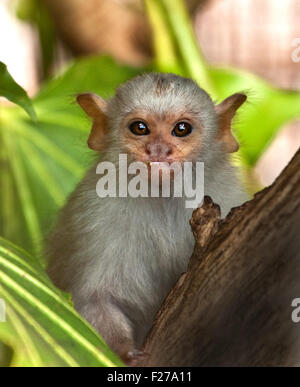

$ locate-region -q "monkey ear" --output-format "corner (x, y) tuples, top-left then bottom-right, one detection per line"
(77, 93), (108, 151)
(215, 93), (247, 153)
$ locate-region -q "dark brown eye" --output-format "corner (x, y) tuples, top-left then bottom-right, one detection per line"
(172, 122), (193, 137)
(129, 121), (150, 136)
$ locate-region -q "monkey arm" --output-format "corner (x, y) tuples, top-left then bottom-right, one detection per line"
(77, 294), (137, 363)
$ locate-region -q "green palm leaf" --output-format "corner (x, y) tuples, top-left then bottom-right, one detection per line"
(0, 61), (36, 121)
(0, 237), (123, 367)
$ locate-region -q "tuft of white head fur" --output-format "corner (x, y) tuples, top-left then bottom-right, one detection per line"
(46, 73), (249, 361)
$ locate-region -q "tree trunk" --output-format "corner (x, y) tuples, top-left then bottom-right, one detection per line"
(140, 148), (300, 367)
(43, 0), (207, 66)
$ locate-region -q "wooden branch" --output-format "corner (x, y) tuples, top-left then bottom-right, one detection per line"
(141, 148), (300, 367)
(44, 0), (207, 66)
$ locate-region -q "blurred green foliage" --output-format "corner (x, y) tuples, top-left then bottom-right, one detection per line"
(0, 62), (36, 121)
(0, 0), (299, 367)
(16, 0), (57, 79)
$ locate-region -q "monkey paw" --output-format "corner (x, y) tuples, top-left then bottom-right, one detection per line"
(124, 349), (149, 367)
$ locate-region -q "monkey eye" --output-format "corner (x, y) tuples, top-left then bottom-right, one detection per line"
(129, 121), (150, 136)
(172, 122), (193, 137)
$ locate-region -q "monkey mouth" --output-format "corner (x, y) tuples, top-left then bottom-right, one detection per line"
(145, 158), (183, 166)
(146, 160), (182, 171)
(144, 161), (183, 181)
(148, 161), (173, 166)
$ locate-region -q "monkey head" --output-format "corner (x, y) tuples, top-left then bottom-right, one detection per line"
(77, 73), (246, 166)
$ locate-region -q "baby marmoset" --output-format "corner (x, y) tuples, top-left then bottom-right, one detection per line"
(47, 73), (249, 362)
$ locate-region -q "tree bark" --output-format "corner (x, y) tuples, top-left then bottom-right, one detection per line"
(140, 148), (300, 367)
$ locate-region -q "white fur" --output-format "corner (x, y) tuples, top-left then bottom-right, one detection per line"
(46, 73), (249, 356)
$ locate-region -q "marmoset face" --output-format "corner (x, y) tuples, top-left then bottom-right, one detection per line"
(119, 108), (204, 165)
(77, 72), (246, 166)
(108, 73), (218, 166)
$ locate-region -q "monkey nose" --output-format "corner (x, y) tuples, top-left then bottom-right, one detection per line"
(145, 143), (173, 161)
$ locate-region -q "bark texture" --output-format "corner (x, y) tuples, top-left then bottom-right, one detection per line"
(141, 148), (300, 367)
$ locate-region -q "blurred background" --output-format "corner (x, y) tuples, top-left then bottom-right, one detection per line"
(1, 0), (299, 186)
(0, 0), (300, 256)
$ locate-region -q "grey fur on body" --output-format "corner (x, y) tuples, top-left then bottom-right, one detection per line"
(46, 73), (249, 358)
